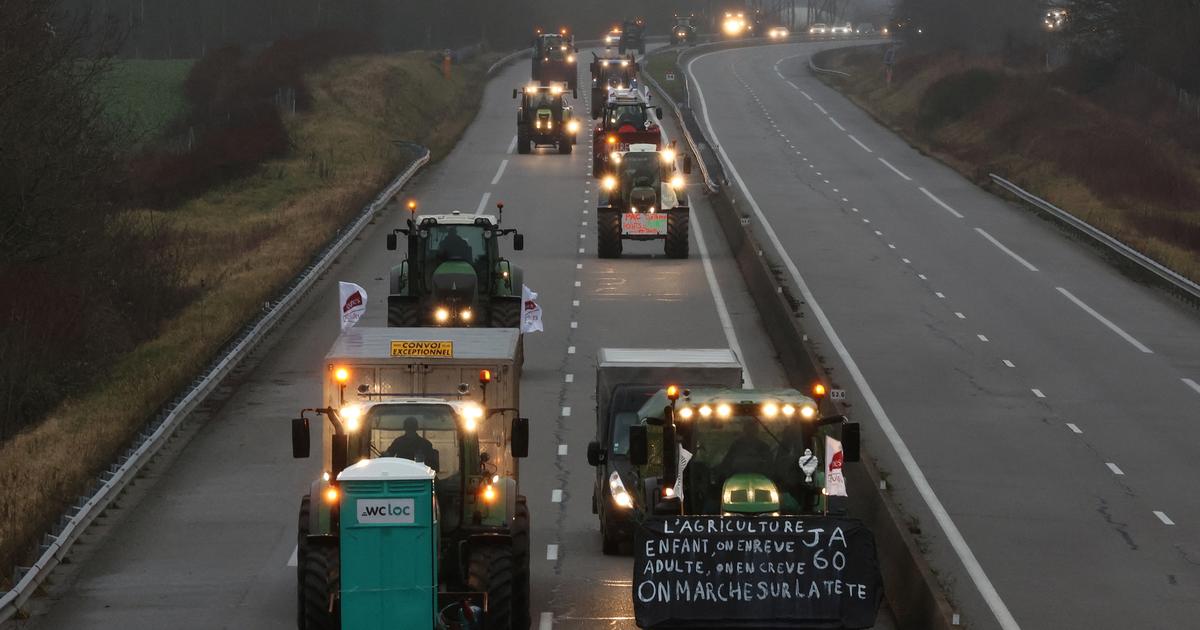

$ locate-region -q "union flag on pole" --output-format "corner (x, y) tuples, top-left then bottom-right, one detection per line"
(339, 282), (367, 332)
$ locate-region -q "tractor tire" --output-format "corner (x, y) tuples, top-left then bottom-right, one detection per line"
(558, 139), (572, 155)
(302, 542), (340, 630)
(618, 44), (626, 54)
(516, 132), (530, 155)
(638, 44), (646, 56)
(665, 210), (690, 259)
(602, 527), (622, 556)
(491, 299), (521, 328)
(467, 543), (514, 630)
(387, 300), (419, 327)
(592, 154), (602, 175)
(597, 211), (623, 258)
(297, 495), (311, 630)
(512, 498), (532, 630)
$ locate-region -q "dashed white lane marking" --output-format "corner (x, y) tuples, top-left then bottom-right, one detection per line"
(539, 612), (554, 630)
(1066, 423), (1083, 434)
(919, 187), (965, 219)
(1032, 389), (1046, 398)
(1056, 287), (1153, 354)
(955, 312), (966, 319)
(1184, 378), (1200, 395)
(558, 444), (568, 456)
(888, 244), (896, 249)
(576, 263), (583, 269)
(874, 230), (882, 236)
(829, 117), (846, 131)
(565, 373), (574, 383)
(689, 50), (1021, 630)
(570, 321), (578, 329)
(878, 157), (912, 181)
(901, 258), (911, 264)
(814, 103), (828, 114)
(975, 228), (1039, 272)
(475, 192), (492, 215)
(1106, 463), (1125, 476)
(919, 274), (928, 280)
(800, 90), (813, 101)
(491, 159), (509, 185)
(936, 292), (946, 299)
(546, 544), (559, 560)
(551, 489), (563, 502)
(574, 280), (581, 287)
(1003, 360), (1015, 368)
(561, 406), (571, 417)
(578, 247), (584, 254)
(507, 135), (518, 154)
(848, 134), (873, 153)
(572, 299), (580, 307)
(579, 233), (586, 239)
(567, 345), (576, 354)
(287, 546), (297, 567)
(978, 334), (990, 342)
(1154, 511), (1176, 525)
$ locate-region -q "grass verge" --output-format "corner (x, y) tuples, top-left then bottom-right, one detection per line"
(645, 49), (687, 104)
(0, 52), (490, 585)
(814, 46), (1200, 284)
(101, 59), (194, 147)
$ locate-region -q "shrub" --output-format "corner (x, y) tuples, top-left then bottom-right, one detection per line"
(917, 68), (1004, 132)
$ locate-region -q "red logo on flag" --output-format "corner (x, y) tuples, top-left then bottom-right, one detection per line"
(829, 450), (844, 472)
(342, 291), (363, 313)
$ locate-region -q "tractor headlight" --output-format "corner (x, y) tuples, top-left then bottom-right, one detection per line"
(621, 60), (629, 67)
(699, 405), (713, 418)
(434, 307), (450, 323)
(567, 120), (579, 133)
(567, 54), (575, 63)
(762, 402), (779, 418)
(678, 406), (694, 420)
(607, 134), (617, 145)
(460, 308), (473, 322)
(782, 404), (796, 417)
(661, 148), (676, 163)
(671, 174), (685, 189)
(481, 483), (498, 504)
(716, 403), (732, 418)
(800, 405), (816, 419)
(340, 405), (362, 432)
(602, 175), (617, 191)
(609, 471), (633, 509)
(609, 151), (621, 164)
(550, 84), (562, 95)
(461, 403), (483, 431)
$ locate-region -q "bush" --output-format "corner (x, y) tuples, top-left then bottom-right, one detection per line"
(917, 68), (1004, 132)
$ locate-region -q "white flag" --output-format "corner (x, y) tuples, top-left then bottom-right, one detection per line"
(339, 282), (367, 332)
(824, 435), (847, 497)
(521, 285), (543, 333)
(673, 446), (693, 502)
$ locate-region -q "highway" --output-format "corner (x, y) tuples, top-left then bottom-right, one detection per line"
(686, 41), (1200, 629)
(10, 47), (801, 629)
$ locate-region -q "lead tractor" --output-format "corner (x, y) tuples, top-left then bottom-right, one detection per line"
(596, 143), (691, 259)
(513, 82), (579, 155)
(618, 18), (646, 55)
(588, 53), (639, 119)
(531, 29), (578, 92)
(386, 206), (524, 328)
(592, 88), (662, 177)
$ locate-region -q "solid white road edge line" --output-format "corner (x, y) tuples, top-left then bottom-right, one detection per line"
(546, 544), (559, 560)
(919, 187), (965, 219)
(878, 157), (913, 181)
(974, 228), (1039, 272)
(688, 49), (1022, 630)
(287, 545), (297, 567)
(1184, 378), (1200, 395)
(1056, 287), (1153, 354)
(475, 192), (492, 215)
(491, 159), (509, 185)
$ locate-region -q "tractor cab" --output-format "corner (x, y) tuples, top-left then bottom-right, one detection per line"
(596, 143), (692, 258)
(514, 82), (579, 154)
(593, 89), (662, 176)
(387, 209), (525, 327)
(589, 54), (639, 118)
(671, 14), (697, 45)
(627, 386), (861, 516)
(532, 29), (578, 91)
(619, 18), (646, 54)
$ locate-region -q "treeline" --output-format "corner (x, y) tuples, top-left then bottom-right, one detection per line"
(69, 0), (707, 58)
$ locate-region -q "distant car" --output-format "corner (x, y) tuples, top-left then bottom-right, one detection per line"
(855, 23), (877, 36)
(831, 24), (853, 36)
(767, 26), (790, 39)
(605, 28), (621, 46)
(808, 23), (829, 35)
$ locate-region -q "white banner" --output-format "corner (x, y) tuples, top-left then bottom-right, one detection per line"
(339, 282), (367, 332)
(673, 446), (693, 502)
(521, 285), (543, 333)
(824, 435), (847, 497)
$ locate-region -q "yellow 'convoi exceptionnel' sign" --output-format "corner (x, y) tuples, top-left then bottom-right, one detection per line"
(390, 340), (454, 358)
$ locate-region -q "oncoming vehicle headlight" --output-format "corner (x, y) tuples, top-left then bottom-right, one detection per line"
(670, 174), (685, 190)
(602, 175), (617, 191)
(434, 307), (450, 323)
(609, 471), (633, 509)
(340, 405), (362, 432)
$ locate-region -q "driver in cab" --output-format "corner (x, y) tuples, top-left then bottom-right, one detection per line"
(437, 226), (473, 262)
(384, 417), (440, 471)
(719, 418), (773, 476)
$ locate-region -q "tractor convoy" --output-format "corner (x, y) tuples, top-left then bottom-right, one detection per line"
(288, 21), (881, 630)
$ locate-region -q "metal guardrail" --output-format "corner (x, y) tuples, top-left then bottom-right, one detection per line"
(486, 48), (532, 76)
(0, 148), (431, 623)
(642, 71), (719, 195)
(991, 174), (1200, 301)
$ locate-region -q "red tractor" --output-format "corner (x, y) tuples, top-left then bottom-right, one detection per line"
(592, 89), (663, 177)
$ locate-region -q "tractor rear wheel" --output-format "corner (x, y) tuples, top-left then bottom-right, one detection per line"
(491, 299), (521, 328)
(387, 300), (419, 327)
(467, 543), (514, 630)
(302, 542), (340, 630)
(517, 132), (530, 155)
(597, 211), (622, 258)
(297, 495), (311, 630)
(665, 210), (690, 259)
(558, 139), (572, 155)
(512, 498), (532, 630)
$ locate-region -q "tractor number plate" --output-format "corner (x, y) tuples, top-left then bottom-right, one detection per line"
(622, 213), (667, 236)
(391, 340), (454, 358)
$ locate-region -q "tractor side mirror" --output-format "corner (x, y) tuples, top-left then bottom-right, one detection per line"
(842, 421), (861, 462)
(655, 106), (664, 119)
(291, 418), (310, 458)
(682, 156), (692, 175)
(587, 440), (606, 466)
(513, 233), (525, 251)
(512, 88), (518, 99)
(628, 425), (648, 466)
(386, 233), (397, 251)
(331, 434), (348, 477)
(511, 417), (530, 458)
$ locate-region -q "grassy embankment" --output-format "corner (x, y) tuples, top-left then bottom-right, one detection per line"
(814, 46), (1200, 283)
(0, 52), (491, 584)
(646, 49), (688, 104)
(101, 59), (194, 147)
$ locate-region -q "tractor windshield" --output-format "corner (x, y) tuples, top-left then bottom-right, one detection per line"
(424, 223), (489, 282)
(530, 92), (557, 110)
(367, 403), (461, 478)
(619, 152), (661, 188)
(608, 105), (648, 129)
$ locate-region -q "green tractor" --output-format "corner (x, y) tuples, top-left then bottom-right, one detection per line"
(513, 82), (580, 155)
(386, 205), (524, 328)
(292, 331), (531, 629)
(596, 143), (691, 259)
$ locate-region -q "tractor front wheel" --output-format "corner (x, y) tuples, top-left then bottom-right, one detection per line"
(512, 498), (532, 630)
(302, 542), (340, 630)
(491, 299), (521, 328)
(297, 495), (311, 630)
(597, 211), (622, 259)
(558, 139), (572, 155)
(467, 543), (514, 630)
(665, 210), (690, 259)
(516, 132), (531, 155)
(387, 300), (419, 327)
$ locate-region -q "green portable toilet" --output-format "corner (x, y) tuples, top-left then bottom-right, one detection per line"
(338, 457), (438, 630)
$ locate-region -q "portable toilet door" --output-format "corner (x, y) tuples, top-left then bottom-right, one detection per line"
(338, 458), (438, 630)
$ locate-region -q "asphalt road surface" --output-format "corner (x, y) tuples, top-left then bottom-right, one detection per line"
(687, 40), (1200, 630)
(9, 45), (892, 630)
